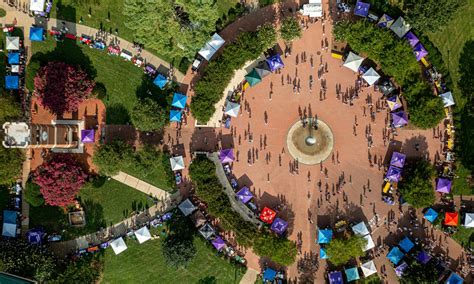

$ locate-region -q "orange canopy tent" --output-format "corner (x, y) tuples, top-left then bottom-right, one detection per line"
(260, 207), (277, 224)
(444, 212), (459, 226)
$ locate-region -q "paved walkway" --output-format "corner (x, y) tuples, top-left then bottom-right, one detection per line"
(240, 268), (259, 284)
(0, 3), (185, 82)
(112, 171), (171, 201)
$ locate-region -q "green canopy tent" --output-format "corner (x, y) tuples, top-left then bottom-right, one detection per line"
(245, 69), (262, 87)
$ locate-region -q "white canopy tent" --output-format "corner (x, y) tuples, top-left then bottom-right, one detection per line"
(464, 213), (474, 228)
(301, 0), (323, 17)
(30, 0), (45, 12)
(224, 101), (241, 118)
(362, 68), (381, 86)
(110, 237), (128, 255)
(363, 234), (375, 251)
(134, 226), (152, 244)
(170, 156), (185, 171)
(178, 199), (197, 216)
(361, 260), (377, 277)
(6, 37), (20, 51)
(440, 91), (455, 107)
(390, 17), (411, 38)
(343, 52), (364, 72)
(198, 33), (225, 61)
(352, 221), (370, 236)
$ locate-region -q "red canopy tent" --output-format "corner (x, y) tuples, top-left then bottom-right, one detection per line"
(260, 207), (277, 224)
(444, 212), (459, 226)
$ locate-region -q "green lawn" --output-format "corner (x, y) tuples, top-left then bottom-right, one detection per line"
(28, 36), (170, 124)
(452, 226), (474, 250)
(102, 232), (245, 284)
(29, 179), (153, 239)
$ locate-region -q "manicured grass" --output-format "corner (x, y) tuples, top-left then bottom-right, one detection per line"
(452, 226), (474, 250)
(27, 36), (165, 124)
(453, 163), (474, 195)
(29, 179), (153, 239)
(102, 233), (245, 284)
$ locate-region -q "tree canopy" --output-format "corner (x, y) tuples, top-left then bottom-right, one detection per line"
(0, 146), (24, 185)
(93, 140), (134, 176)
(404, 0), (466, 33)
(403, 81), (445, 129)
(33, 154), (88, 207)
(162, 211), (196, 268)
(399, 160), (436, 208)
(400, 261), (439, 283)
(257, 22), (278, 51)
(280, 17), (302, 43)
(131, 97), (168, 132)
(24, 181), (44, 207)
(0, 96), (22, 124)
(34, 61), (95, 116)
(123, 0), (219, 61)
(325, 235), (366, 266)
(253, 232), (298, 266)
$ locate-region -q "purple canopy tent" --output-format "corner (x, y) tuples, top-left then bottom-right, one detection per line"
(219, 149), (234, 163)
(236, 187), (253, 204)
(386, 166), (402, 182)
(416, 250), (432, 264)
(328, 271), (343, 284)
(266, 54), (284, 72)
(387, 96), (402, 111)
(390, 152), (406, 168)
(395, 262), (408, 277)
(81, 129), (95, 143)
(436, 178), (452, 194)
(404, 31), (419, 47)
(392, 111), (408, 128)
(271, 217), (288, 235)
(413, 43), (428, 61)
(211, 236), (226, 251)
(354, 1), (370, 17)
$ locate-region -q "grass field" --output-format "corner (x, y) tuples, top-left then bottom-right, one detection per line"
(101, 233), (245, 284)
(29, 179), (153, 239)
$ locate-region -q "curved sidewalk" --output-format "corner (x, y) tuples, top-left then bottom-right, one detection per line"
(0, 4), (185, 82)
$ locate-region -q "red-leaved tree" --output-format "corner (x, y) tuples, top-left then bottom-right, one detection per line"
(34, 154), (88, 207)
(34, 61), (95, 115)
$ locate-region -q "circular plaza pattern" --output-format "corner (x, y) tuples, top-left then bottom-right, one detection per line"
(286, 119), (334, 165)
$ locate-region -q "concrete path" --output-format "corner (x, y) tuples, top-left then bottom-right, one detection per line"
(240, 268), (259, 284)
(0, 3), (185, 82)
(112, 171), (171, 201)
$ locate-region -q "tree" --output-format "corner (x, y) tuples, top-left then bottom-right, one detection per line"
(33, 154), (87, 207)
(24, 181), (44, 207)
(280, 17), (302, 43)
(162, 212), (196, 268)
(0, 146), (24, 185)
(458, 40), (474, 100)
(93, 140), (134, 176)
(34, 62), (95, 116)
(403, 81), (444, 129)
(253, 232), (298, 266)
(123, 0), (218, 61)
(400, 261), (439, 283)
(51, 256), (102, 284)
(0, 96), (22, 124)
(404, 0), (466, 32)
(399, 160), (436, 208)
(326, 235), (366, 266)
(131, 98), (168, 131)
(257, 22), (277, 51)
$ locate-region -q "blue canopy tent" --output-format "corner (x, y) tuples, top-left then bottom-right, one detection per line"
(424, 208), (438, 223)
(345, 267), (360, 282)
(320, 247), (328, 259)
(354, 1), (370, 17)
(171, 92), (187, 109)
(446, 272), (464, 284)
(387, 247), (404, 265)
(399, 237), (414, 253)
(8, 52), (20, 64)
(318, 229), (333, 244)
(263, 268), (277, 282)
(266, 54), (284, 72)
(2, 210), (18, 238)
(5, 75), (19, 90)
(169, 110), (182, 122)
(29, 27), (44, 42)
(153, 74), (168, 90)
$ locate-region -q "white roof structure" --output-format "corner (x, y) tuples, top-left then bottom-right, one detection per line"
(361, 260), (377, 277)
(224, 101), (241, 118)
(343, 52), (364, 72)
(30, 0), (45, 12)
(178, 198), (197, 216)
(198, 33), (225, 61)
(301, 0), (323, 17)
(390, 17), (411, 38)
(440, 91), (455, 107)
(352, 221), (370, 236)
(134, 226), (152, 244)
(362, 68), (381, 86)
(464, 213), (474, 228)
(2, 223), (16, 237)
(6, 37), (20, 51)
(110, 237), (128, 255)
(170, 156), (185, 171)
(11, 65), (20, 73)
(363, 234), (375, 251)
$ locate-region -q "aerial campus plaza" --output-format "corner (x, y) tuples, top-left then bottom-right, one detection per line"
(0, 0), (472, 283)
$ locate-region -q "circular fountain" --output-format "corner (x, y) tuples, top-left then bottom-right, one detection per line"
(286, 118), (334, 165)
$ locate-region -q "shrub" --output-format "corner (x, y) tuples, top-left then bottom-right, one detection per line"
(280, 17), (302, 43)
(25, 181), (44, 207)
(93, 140), (134, 176)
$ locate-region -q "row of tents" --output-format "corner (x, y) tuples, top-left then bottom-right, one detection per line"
(424, 208), (474, 228)
(327, 260), (377, 283)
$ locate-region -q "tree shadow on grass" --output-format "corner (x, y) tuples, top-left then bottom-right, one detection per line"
(105, 103), (131, 125)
